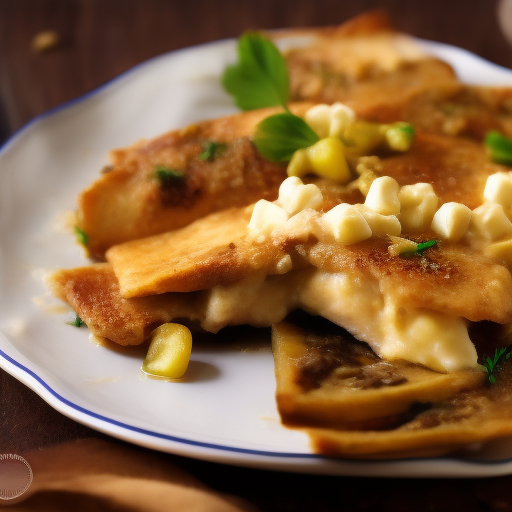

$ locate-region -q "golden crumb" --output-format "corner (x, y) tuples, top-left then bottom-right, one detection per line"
(32, 30), (60, 52)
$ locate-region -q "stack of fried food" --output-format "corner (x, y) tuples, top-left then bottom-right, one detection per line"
(49, 11), (512, 458)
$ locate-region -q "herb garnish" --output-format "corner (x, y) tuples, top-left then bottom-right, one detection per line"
(222, 32), (289, 111)
(74, 226), (88, 247)
(154, 165), (184, 187)
(198, 141), (227, 162)
(481, 346), (512, 383)
(485, 131), (512, 165)
(253, 112), (320, 161)
(400, 239), (438, 258)
(223, 32), (318, 162)
(67, 314), (85, 327)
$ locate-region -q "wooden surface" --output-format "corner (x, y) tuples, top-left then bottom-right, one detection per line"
(2, 1), (512, 510)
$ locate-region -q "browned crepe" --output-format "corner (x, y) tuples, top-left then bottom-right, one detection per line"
(272, 319), (483, 428)
(77, 106), (312, 260)
(77, 11), (479, 260)
(271, 317), (512, 459)
(48, 264), (204, 346)
(285, 11), (512, 141)
(306, 366), (512, 459)
(285, 12), (456, 109)
(51, 205), (512, 345)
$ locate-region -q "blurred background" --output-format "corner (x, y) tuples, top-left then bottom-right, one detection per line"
(2, 1), (512, 511)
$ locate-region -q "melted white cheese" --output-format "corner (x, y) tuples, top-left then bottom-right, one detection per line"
(200, 268), (478, 372)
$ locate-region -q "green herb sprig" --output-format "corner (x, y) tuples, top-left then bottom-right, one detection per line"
(66, 314), (85, 327)
(222, 32), (317, 162)
(400, 239), (438, 258)
(485, 131), (512, 165)
(198, 141), (227, 162)
(74, 226), (89, 247)
(253, 112), (320, 161)
(481, 346), (512, 384)
(154, 165), (184, 187)
(222, 32), (289, 111)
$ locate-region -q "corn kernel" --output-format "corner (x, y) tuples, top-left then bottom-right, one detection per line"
(343, 121), (385, 153)
(398, 183), (439, 233)
(471, 202), (512, 241)
(355, 205), (401, 236)
(322, 204), (372, 244)
(483, 172), (512, 210)
(307, 137), (351, 182)
(304, 102), (356, 139)
(278, 177), (323, 215)
(276, 254), (293, 274)
(387, 236), (418, 257)
(385, 122), (415, 152)
(248, 200), (289, 236)
(328, 103), (356, 138)
(304, 104), (332, 139)
(431, 202), (472, 241)
(364, 176), (401, 215)
(142, 323), (192, 379)
(286, 148), (310, 178)
(484, 238), (512, 266)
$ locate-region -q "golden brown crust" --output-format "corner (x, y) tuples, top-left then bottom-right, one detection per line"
(48, 264), (204, 345)
(272, 317), (512, 460)
(77, 106), (313, 260)
(305, 237), (512, 324)
(106, 202), (512, 324)
(105, 207), (292, 298)
(272, 320), (484, 428)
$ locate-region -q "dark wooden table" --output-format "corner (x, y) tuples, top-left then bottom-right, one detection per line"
(2, 1), (512, 510)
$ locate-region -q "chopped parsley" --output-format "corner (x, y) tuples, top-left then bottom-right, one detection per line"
(74, 226), (89, 247)
(485, 131), (512, 165)
(481, 346), (512, 384)
(198, 141), (227, 162)
(222, 32), (289, 110)
(154, 165), (185, 187)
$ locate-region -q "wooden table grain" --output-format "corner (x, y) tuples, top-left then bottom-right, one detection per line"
(2, 1), (512, 510)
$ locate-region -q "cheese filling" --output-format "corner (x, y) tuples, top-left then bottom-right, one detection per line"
(200, 268), (478, 373)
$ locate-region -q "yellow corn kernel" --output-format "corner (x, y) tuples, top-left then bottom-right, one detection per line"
(485, 238), (512, 266)
(286, 148), (310, 178)
(387, 236), (418, 257)
(142, 323), (192, 379)
(385, 122), (415, 152)
(307, 137), (351, 182)
(322, 203), (372, 244)
(343, 121), (385, 153)
(304, 104), (332, 138)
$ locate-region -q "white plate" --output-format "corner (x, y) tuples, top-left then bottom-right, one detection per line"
(2, 35), (512, 478)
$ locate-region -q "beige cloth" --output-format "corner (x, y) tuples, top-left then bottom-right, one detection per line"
(7, 438), (259, 511)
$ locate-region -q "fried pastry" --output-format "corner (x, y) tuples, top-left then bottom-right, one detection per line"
(271, 318), (483, 429)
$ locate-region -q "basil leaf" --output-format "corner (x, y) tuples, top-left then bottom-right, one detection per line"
(485, 131), (512, 165)
(222, 32), (289, 111)
(253, 112), (320, 161)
